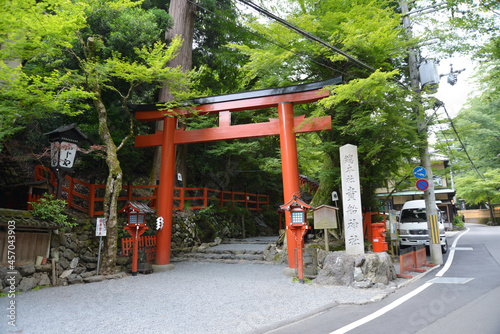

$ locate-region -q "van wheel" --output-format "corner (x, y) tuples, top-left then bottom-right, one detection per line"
(442, 240), (449, 254)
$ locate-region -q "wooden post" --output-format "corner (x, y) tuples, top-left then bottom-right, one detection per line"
(51, 258), (56, 286)
(127, 184), (133, 201)
(324, 228), (329, 252)
(89, 183), (95, 218)
(67, 177), (74, 209)
(179, 188), (184, 211)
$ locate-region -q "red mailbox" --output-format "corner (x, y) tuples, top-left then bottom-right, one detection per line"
(280, 195), (311, 283)
(372, 222), (388, 253)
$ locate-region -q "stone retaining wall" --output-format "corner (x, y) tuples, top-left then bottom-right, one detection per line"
(1, 221), (132, 294)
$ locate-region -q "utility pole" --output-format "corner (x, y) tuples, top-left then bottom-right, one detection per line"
(401, 0), (444, 265)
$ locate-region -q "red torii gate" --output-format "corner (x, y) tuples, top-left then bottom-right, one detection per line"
(134, 77), (341, 269)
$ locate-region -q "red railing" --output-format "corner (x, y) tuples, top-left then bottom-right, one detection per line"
(31, 165), (269, 217)
(299, 175), (319, 195)
(121, 235), (156, 263)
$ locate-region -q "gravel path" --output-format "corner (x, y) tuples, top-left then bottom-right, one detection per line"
(1, 261), (396, 334)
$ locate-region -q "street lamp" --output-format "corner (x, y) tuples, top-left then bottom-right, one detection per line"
(44, 123), (89, 199)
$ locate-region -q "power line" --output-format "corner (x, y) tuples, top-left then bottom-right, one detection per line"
(235, 0), (410, 90)
(440, 103), (485, 181)
(236, 0), (378, 73)
(186, 0), (346, 76)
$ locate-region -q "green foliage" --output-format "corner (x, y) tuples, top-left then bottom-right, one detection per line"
(29, 194), (76, 228)
(453, 215), (464, 230)
(218, 0), (421, 211)
(292, 277), (313, 284)
(444, 32), (500, 206)
(194, 205), (255, 242)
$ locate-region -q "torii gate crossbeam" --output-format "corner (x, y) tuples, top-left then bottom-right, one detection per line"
(133, 77), (341, 270)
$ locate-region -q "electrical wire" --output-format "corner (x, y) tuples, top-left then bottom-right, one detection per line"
(440, 104), (485, 181)
(236, 0), (378, 73)
(186, 0), (346, 77)
(235, 0), (410, 90)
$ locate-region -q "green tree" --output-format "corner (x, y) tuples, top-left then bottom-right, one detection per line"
(431, 2), (500, 211)
(0, 0), (193, 273)
(226, 0), (420, 209)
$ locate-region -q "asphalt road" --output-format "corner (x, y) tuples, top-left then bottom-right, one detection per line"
(259, 223), (500, 334)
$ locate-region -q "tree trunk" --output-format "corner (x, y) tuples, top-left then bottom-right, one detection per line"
(152, 0), (196, 184)
(486, 193), (496, 225)
(311, 153), (338, 207)
(94, 93), (122, 275)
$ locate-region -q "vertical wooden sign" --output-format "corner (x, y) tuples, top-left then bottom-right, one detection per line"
(340, 144), (365, 255)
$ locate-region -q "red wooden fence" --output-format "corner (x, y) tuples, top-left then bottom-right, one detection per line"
(30, 165), (269, 217)
(299, 175), (319, 195)
(121, 235), (156, 263)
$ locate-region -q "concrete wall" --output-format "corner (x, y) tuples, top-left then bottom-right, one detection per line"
(460, 209), (500, 224)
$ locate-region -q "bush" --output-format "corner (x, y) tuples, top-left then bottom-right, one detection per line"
(29, 194), (76, 227)
(453, 216), (464, 230)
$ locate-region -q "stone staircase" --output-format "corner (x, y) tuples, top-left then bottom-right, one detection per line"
(172, 236), (279, 264)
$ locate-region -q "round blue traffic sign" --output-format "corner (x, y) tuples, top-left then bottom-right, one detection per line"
(416, 179), (429, 191)
(413, 166), (427, 179)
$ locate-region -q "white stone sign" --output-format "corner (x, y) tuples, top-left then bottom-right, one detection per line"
(340, 144), (364, 255)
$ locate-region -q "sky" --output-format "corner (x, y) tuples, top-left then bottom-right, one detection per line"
(426, 55), (478, 145)
(434, 56), (478, 119)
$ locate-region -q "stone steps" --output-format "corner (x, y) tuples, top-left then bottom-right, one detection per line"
(221, 238), (274, 245)
(172, 246), (274, 264)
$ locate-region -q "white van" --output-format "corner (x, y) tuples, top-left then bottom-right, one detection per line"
(398, 200), (448, 253)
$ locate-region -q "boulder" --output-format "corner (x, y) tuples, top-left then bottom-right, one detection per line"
(68, 242), (78, 252)
(353, 267), (364, 282)
(360, 252), (396, 285)
(59, 234), (70, 248)
(83, 275), (105, 283)
(86, 263), (97, 270)
(17, 265), (36, 276)
(316, 251), (397, 288)
(35, 264), (52, 273)
(316, 251), (355, 286)
(38, 273), (51, 286)
(59, 257), (70, 270)
(3, 270), (22, 287)
(0, 267), (8, 281)
(59, 269), (74, 279)
(81, 271), (96, 279)
(116, 256), (130, 266)
(70, 257), (79, 269)
(17, 277), (37, 292)
(67, 274), (83, 284)
(63, 248), (75, 260)
(51, 249), (60, 262)
(81, 255), (98, 263)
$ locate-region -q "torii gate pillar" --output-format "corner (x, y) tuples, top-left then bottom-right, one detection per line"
(278, 102), (302, 266)
(155, 116), (176, 268)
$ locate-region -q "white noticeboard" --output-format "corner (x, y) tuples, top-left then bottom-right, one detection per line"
(340, 144), (364, 255)
(96, 218), (107, 237)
